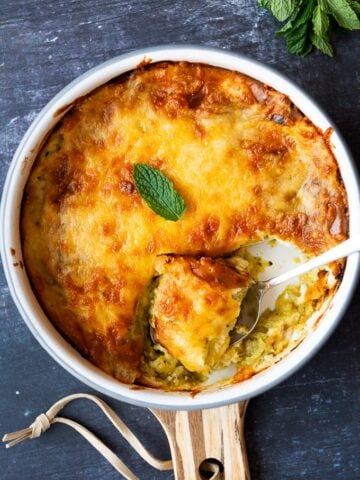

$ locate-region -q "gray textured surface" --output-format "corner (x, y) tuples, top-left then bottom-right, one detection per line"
(1, 1), (359, 479)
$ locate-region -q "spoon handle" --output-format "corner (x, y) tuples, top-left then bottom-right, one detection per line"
(267, 235), (360, 288)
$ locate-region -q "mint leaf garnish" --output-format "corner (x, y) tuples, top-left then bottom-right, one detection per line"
(311, 31), (334, 55)
(276, 2), (304, 35)
(271, 0), (297, 21)
(258, 0), (296, 20)
(324, 0), (360, 29)
(311, 5), (334, 55)
(313, 4), (331, 36)
(347, 0), (360, 15)
(133, 164), (186, 222)
(257, 0), (360, 56)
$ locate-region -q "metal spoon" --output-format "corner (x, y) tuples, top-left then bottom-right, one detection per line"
(230, 235), (360, 346)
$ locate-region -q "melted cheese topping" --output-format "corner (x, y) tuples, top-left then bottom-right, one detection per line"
(22, 62), (348, 387)
(152, 255), (249, 374)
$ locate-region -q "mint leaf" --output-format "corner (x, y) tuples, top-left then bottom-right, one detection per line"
(311, 4), (334, 55)
(277, 0), (315, 36)
(313, 5), (330, 37)
(286, 21), (313, 55)
(133, 164), (186, 221)
(277, 0), (315, 55)
(319, 0), (331, 13)
(258, 0), (360, 56)
(258, 0), (272, 8)
(347, 0), (360, 15)
(276, 1), (304, 35)
(311, 32), (334, 55)
(270, 0), (297, 21)
(324, 0), (360, 29)
(258, 0), (296, 21)
(292, 0), (317, 28)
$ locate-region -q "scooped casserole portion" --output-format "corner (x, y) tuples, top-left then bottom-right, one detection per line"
(21, 61), (348, 390)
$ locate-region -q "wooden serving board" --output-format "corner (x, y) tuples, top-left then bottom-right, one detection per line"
(151, 400), (250, 480)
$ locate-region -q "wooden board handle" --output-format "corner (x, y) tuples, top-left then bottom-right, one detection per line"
(151, 401), (250, 480)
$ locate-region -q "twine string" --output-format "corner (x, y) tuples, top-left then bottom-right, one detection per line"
(2, 393), (221, 480)
(2, 393), (171, 480)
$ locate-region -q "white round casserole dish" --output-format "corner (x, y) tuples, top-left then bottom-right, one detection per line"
(1, 46), (359, 410)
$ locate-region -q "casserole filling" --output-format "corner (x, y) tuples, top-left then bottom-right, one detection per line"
(151, 255), (250, 374)
(21, 61), (348, 390)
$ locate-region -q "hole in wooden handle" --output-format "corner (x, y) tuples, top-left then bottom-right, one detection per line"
(199, 458), (224, 479)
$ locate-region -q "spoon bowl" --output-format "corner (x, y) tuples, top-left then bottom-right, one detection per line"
(230, 235), (360, 346)
(230, 281), (268, 344)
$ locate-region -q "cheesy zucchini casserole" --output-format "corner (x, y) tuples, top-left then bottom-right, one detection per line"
(22, 62), (348, 390)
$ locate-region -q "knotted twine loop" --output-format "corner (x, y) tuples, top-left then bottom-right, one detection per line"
(32, 413), (51, 438)
(2, 393), (172, 480)
(1, 412), (51, 448)
(2, 393), (222, 480)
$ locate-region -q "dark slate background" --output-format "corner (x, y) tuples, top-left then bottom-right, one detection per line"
(1, 1), (359, 479)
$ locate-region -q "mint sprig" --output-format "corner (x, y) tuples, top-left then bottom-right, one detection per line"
(133, 164), (186, 221)
(259, 0), (297, 21)
(258, 0), (360, 56)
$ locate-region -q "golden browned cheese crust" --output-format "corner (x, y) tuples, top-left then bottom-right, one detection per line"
(152, 255), (249, 374)
(22, 62), (348, 385)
